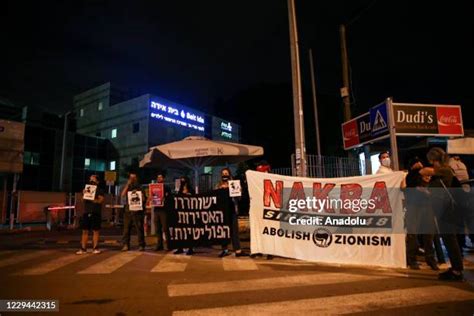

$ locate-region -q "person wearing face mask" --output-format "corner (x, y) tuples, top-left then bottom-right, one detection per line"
(216, 168), (248, 257)
(121, 172), (146, 251)
(376, 151), (393, 174)
(76, 175), (105, 254)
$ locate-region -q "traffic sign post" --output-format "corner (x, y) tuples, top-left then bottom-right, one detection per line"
(105, 171), (117, 194)
(386, 98), (400, 171)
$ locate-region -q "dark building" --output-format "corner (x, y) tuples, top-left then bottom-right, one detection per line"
(73, 82), (241, 183)
(0, 97), (111, 192)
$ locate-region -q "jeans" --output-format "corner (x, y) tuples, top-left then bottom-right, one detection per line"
(122, 211), (145, 247)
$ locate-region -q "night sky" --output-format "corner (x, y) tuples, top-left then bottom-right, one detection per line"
(2, 1), (472, 167)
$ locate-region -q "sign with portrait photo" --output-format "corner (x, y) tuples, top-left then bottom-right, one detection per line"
(127, 191), (144, 211)
(228, 180), (242, 197)
(83, 184), (97, 201)
(149, 183), (164, 207)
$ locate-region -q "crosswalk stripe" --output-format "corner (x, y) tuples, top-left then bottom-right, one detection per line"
(151, 254), (191, 272)
(78, 252), (142, 274)
(103, 240), (119, 244)
(222, 257), (258, 271)
(172, 285), (474, 315)
(16, 253), (89, 275)
(168, 272), (386, 297)
(0, 250), (56, 268)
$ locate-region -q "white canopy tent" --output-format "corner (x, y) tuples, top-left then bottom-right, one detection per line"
(139, 136), (264, 192)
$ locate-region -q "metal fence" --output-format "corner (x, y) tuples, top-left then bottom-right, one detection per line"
(273, 154), (362, 178)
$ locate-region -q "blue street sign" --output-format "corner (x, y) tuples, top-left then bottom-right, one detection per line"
(370, 102), (389, 137)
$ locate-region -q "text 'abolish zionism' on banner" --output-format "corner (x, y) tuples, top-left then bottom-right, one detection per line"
(246, 170), (407, 268)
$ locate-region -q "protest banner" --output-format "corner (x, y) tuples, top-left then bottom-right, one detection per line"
(167, 190), (231, 249)
(246, 170), (406, 268)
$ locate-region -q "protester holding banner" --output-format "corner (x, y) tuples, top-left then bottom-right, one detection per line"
(404, 158), (438, 270)
(215, 168), (248, 257)
(121, 172), (146, 252)
(174, 176), (195, 255)
(425, 147), (464, 281)
(376, 151), (393, 174)
(76, 175), (104, 255)
(251, 161), (274, 260)
(151, 172), (172, 251)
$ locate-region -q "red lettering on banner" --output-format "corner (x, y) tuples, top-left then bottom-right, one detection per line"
(313, 183), (336, 212)
(366, 181), (392, 213)
(263, 180), (283, 208)
(339, 183), (363, 214)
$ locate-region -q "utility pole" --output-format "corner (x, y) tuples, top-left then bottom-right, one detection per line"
(309, 48), (321, 157)
(287, 0), (307, 177)
(339, 24), (352, 122)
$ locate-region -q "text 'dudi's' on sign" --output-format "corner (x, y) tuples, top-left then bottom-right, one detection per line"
(392, 103), (463, 136)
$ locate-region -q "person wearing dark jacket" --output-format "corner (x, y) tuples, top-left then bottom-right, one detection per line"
(151, 172), (172, 251)
(423, 147), (464, 281)
(216, 168), (248, 257)
(173, 176), (195, 255)
(121, 172), (146, 252)
(76, 175), (105, 255)
(404, 157), (438, 270)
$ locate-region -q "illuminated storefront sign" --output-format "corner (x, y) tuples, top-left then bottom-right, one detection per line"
(220, 121), (233, 139)
(150, 101), (205, 132)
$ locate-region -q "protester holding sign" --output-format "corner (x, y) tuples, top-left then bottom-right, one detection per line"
(216, 168), (248, 257)
(76, 175), (104, 255)
(151, 172), (172, 251)
(121, 172), (146, 251)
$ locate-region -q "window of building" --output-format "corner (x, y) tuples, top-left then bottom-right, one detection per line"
(111, 129), (117, 139)
(98, 102), (103, 111)
(95, 160), (106, 172)
(133, 122), (140, 133)
(80, 108), (84, 117)
(24, 151), (40, 166)
(84, 158), (91, 168)
(110, 161), (116, 171)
